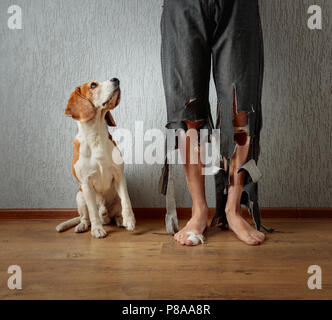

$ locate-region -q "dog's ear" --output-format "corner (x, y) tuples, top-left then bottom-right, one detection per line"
(105, 111), (116, 127)
(65, 87), (96, 122)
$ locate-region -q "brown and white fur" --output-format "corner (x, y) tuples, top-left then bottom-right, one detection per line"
(56, 79), (136, 238)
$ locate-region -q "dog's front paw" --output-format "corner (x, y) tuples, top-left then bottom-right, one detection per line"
(75, 222), (90, 233)
(122, 213), (136, 231)
(91, 225), (107, 238)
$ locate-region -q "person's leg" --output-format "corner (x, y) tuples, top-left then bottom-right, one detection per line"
(174, 120), (208, 246)
(159, 0), (214, 244)
(212, 0), (266, 245)
(224, 100), (265, 245)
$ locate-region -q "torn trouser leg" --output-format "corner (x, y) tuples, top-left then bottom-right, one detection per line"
(158, 136), (178, 234)
(161, 161), (179, 235)
(210, 169), (229, 229)
(158, 110), (214, 235)
(159, 0), (273, 234)
(210, 106), (274, 233)
(239, 156), (274, 233)
(205, 0), (273, 233)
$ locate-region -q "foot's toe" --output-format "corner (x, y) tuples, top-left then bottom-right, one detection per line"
(258, 231), (266, 241)
(184, 239), (194, 246)
(174, 233), (183, 244)
(247, 237), (260, 245)
(179, 233), (188, 245)
(240, 231), (260, 245)
(243, 235), (259, 245)
(251, 230), (265, 243)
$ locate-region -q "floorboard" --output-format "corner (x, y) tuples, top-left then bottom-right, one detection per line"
(0, 218), (331, 300)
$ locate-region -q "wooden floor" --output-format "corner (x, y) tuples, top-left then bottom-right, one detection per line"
(0, 218), (331, 300)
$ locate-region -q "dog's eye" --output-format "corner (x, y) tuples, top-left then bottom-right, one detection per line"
(90, 82), (98, 89)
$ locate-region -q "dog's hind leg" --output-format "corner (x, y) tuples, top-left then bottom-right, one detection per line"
(108, 194), (123, 227)
(74, 190), (90, 233)
(96, 193), (111, 225)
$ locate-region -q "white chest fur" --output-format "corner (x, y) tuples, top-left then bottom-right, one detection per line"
(73, 117), (122, 194)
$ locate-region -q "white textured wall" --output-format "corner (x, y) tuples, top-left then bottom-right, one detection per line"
(0, 0), (331, 209)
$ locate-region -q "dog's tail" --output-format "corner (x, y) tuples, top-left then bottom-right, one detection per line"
(56, 217), (81, 232)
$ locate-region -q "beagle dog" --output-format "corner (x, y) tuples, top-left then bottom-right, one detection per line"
(56, 78), (136, 238)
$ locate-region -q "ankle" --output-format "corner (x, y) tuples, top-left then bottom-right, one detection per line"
(225, 206), (241, 218)
(193, 201), (208, 210)
(192, 197), (207, 207)
(191, 203), (209, 219)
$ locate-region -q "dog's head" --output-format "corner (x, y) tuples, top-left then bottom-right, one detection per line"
(65, 78), (121, 126)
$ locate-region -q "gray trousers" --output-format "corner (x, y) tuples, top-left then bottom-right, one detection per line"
(158, 0), (273, 234)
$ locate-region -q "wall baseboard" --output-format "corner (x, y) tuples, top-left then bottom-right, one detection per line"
(0, 208), (331, 220)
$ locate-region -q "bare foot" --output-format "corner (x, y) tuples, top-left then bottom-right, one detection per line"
(226, 207), (265, 245)
(174, 204), (208, 246)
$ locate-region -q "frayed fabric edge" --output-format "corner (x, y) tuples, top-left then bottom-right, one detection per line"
(158, 94), (273, 234)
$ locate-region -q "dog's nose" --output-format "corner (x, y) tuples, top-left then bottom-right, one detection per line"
(110, 78), (120, 85)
